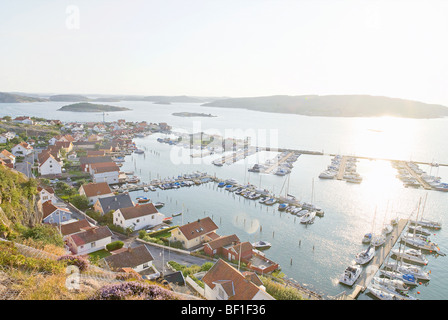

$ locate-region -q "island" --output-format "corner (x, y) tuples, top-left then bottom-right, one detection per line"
(0, 92), (48, 103)
(172, 112), (217, 117)
(202, 95), (448, 119)
(57, 102), (131, 112)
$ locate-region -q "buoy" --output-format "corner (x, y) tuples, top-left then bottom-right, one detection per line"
(417, 291), (421, 294)
(419, 282), (422, 285)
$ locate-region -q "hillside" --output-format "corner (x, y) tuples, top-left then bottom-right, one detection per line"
(49, 94), (90, 102)
(202, 95), (448, 119)
(57, 102), (131, 112)
(0, 92), (48, 103)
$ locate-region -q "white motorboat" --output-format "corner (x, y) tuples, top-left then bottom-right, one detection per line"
(300, 211), (316, 224)
(362, 233), (372, 244)
(385, 262), (431, 281)
(410, 219), (442, 230)
(368, 284), (402, 300)
(407, 225), (431, 236)
(370, 281), (417, 300)
(400, 234), (445, 255)
(391, 248), (428, 265)
(339, 264), (362, 286)
(379, 270), (418, 286)
(373, 276), (409, 292)
(319, 170), (336, 179)
(383, 224), (393, 235)
(355, 246), (375, 265)
(252, 240), (271, 250)
(371, 234), (386, 247)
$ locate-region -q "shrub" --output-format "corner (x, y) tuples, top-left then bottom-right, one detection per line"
(57, 255), (89, 271)
(106, 241), (124, 252)
(90, 281), (180, 300)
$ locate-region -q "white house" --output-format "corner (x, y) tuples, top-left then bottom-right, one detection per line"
(13, 116), (33, 125)
(11, 142), (33, 156)
(79, 182), (114, 205)
(0, 150), (15, 164)
(41, 201), (72, 225)
(202, 259), (275, 301)
(37, 186), (57, 203)
(66, 226), (113, 255)
(89, 162), (120, 185)
(0, 135), (7, 144)
(38, 153), (63, 176)
(113, 203), (164, 231)
(104, 245), (154, 273)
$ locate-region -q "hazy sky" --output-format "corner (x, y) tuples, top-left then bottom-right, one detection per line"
(1, 0), (447, 105)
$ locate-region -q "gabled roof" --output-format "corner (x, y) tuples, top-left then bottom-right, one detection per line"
(97, 193), (134, 213)
(206, 234), (240, 251)
(90, 162), (120, 173)
(42, 201), (70, 219)
(178, 217), (218, 241)
(118, 203), (158, 220)
(79, 156), (113, 165)
(14, 141), (32, 149)
(80, 182), (113, 198)
(59, 219), (92, 236)
(69, 226), (113, 246)
(37, 186), (55, 194)
(104, 245), (154, 270)
(202, 259), (269, 300)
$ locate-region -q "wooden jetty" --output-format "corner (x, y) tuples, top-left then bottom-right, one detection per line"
(263, 151), (296, 174)
(401, 161), (432, 190)
(336, 156), (348, 180)
(343, 218), (409, 300)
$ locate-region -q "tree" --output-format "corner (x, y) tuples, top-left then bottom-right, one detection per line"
(70, 194), (90, 211)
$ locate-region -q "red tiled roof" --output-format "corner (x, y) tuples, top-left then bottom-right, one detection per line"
(178, 217), (218, 241)
(118, 203), (158, 220)
(80, 182), (113, 198)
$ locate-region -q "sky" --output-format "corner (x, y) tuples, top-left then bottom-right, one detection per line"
(1, 0), (448, 105)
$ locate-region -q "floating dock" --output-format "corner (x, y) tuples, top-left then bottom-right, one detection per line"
(344, 218), (409, 299)
(262, 151), (296, 174)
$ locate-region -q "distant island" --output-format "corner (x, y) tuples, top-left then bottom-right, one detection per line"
(172, 112), (217, 117)
(202, 95), (448, 119)
(57, 102), (131, 112)
(0, 92), (47, 103)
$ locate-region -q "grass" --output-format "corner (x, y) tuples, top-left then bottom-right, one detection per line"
(88, 249), (111, 260)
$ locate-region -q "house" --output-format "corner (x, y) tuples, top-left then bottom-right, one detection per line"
(89, 162), (120, 184)
(73, 141), (97, 150)
(93, 193), (134, 215)
(66, 226), (113, 255)
(41, 201), (72, 225)
(13, 116), (33, 125)
(0, 149), (15, 164)
(169, 217), (219, 250)
(103, 245), (154, 273)
(113, 203), (164, 231)
(86, 150), (105, 157)
(54, 140), (73, 153)
(202, 259), (275, 300)
(79, 182), (114, 205)
(0, 158), (13, 168)
(79, 156), (113, 172)
(58, 219), (92, 240)
(11, 141), (33, 156)
(203, 234), (241, 258)
(38, 152), (63, 176)
(0, 134), (7, 144)
(37, 186), (56, 203)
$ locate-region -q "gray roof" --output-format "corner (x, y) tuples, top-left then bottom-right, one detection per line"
(98, 193), (134, 213)
(104, 245), (154, 270)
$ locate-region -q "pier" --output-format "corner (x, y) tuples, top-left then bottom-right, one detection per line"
(262, 151), (296, 174)
(336, 156), (348, 180)
(343, 218), (409, 300)
(400, 161), (432, 190)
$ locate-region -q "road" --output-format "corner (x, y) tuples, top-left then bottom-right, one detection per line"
(14, 151), (35, 178)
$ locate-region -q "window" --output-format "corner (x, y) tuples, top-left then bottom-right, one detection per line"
(91, 242), (96, 248)
(143, 263), (149, 269)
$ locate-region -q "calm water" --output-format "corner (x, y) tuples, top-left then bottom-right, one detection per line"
(1, 101), (447, 299)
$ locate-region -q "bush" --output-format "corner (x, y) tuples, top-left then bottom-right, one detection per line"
(89, 281), (180, 300)
(106, 241), (124, 252)
(57, 255), (89, 271)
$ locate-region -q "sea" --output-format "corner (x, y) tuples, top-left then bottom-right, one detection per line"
(1, 101), (447, 300)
